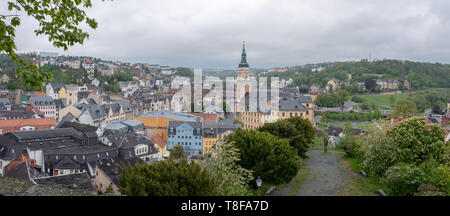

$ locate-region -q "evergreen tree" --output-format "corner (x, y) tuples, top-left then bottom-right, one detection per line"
(119, 160), (218, 196)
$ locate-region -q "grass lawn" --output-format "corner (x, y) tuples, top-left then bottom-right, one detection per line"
(328, 122), (347, 128)
(355, 122), (376, 131)
(318, 124), (327, 131)
(360, 93), (410, 109)
(338, 157), (390, 196)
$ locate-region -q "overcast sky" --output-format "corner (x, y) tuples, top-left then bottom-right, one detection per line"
(5, 0), (450, 68)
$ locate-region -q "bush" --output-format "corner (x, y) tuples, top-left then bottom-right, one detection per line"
(228, 129), (300, 185)
(419, 161), (450, 195)
(360, 131), (398, 176)
(381, 163), (425, 196)
(414, 184), (444, 196)
(387, 118), (446, 165)
(119, 160), (218, 196)
(351, 95), (364, 103)
(342, 136), (363, 159)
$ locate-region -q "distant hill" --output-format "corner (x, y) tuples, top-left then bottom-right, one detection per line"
(288, 59), (450, 89)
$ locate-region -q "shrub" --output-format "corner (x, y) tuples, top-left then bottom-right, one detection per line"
(351, 95), (364, 103)
(381, 163), (425, 196)
(342, 137), (363, 159)
(414, 184), (444, 196)
(228, 129), (300, 185)
(360, 131), (398, 176)
(387, 118), (446, 165)
(419, 161), (450, 195)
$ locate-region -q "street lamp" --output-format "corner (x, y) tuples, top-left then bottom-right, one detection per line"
(256, 176), (262, 195)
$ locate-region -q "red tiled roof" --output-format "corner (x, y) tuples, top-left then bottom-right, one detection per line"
(0, 118), (57, 128)
(4, 155), (36, 173)
(33, 91), (46, 96)
(151, 134), (166, 149)
(189, 113), (218, 122)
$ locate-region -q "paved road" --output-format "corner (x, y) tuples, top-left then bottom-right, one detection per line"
(272, 150), (359, 196)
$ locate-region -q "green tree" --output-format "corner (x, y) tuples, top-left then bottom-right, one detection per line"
(338, 90), (350, 112)
(119, 160), (218, 196)
(204, 141), (254, 196)
(259, 117), (316, 159)
(393, 100), (418, 118)
(175, 67), (194, 78)
(321, 114), (328, 123)
(387, 118), (447, 165)
(170, 145), (186, 160)
(228, 129), (300, 185)
(1, 0), (101, 90)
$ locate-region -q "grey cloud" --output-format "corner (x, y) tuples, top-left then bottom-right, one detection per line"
(4, 0), (450, 68)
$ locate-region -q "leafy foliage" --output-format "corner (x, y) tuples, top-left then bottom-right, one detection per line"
(360, 130), (398, 175)
(381, 163), (425, 196)
(0, 0), (101, 90)
(315, 93), (340, 107)
(170, 145), (186, 160)
(259, 117), (316, 159)
(119, 160), (218, 196)
(387, 118), (446, 165)
(290, 59), (450, 90)
(175, 67), (194, 78)
(204, 141), (254, 196)
(227, 129), (300, 185)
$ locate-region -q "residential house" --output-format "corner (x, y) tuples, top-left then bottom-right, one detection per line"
(103, 103), (125, 125)
(326, 78), (340, 92)
(135, 111), (201, 143)
(78, 104), (106, 127)
(46, 83), (66, 100)
(65, 85), (80, 105)
(92, 158), (143, 195)
(0, 98), (11, 110)
(0, 118), (57, 134)
(30, 96), (56, 119)
(167, 121), (203, 157)
(53, 98), (66, 121)
(58, 104), (83, 122)
(203, 120), (218, 157)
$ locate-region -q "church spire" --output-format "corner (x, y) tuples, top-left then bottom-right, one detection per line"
(239, 41), (249, 68)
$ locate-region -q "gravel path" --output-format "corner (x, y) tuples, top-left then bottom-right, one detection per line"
(272, 150), (359, 196)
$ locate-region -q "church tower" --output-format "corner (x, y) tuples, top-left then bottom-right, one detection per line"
(237, 41), (250, 80)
